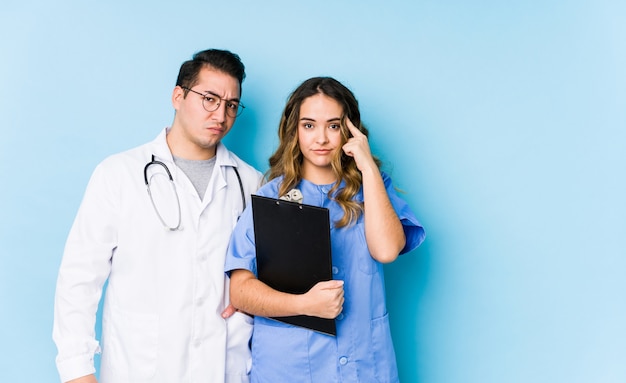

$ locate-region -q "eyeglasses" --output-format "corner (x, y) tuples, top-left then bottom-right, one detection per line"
(181, 87), (245, 118)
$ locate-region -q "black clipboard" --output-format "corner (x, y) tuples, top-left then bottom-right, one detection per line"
(251, 195), (336, 336)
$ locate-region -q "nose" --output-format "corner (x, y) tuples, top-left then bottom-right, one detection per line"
(210, 102), (227, 123)
(315, 127), (329, 144)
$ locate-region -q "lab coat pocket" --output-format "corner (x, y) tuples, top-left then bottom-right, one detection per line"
(102, 305), (159, 379)
(225, 311), (253, 381)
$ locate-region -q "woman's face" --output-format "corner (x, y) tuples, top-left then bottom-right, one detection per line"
(297, 93), (344, 184)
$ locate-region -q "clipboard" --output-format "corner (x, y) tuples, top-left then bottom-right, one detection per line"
(251, 194), (336, 336)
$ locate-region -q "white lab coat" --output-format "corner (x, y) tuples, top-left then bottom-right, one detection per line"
(53, 128), (263, 383)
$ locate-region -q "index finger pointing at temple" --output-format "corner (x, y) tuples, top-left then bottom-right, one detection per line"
(345, 118), (363, 137)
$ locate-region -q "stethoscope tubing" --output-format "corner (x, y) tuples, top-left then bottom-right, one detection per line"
(144, 154), (246, 231)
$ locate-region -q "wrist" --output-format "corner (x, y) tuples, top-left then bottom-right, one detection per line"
(359, 163), (379, 178)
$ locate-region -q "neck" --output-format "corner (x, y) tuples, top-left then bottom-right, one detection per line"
(301, 166), (337, 185)
(166, 127), (217, 160)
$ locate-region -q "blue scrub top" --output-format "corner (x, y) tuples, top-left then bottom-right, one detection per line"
(225, 173), (425, 383)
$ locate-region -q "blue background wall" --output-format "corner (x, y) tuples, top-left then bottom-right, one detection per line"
(1, 1), (625, 382)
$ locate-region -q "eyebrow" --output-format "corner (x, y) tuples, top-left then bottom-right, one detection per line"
(203, 90), (240, 103)
(300, 117), (341, 122)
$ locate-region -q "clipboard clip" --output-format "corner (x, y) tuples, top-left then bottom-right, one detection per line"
(279, 188), (303, 204)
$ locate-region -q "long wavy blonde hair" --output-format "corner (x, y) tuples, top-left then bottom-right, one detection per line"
(268, 77), (381, 228)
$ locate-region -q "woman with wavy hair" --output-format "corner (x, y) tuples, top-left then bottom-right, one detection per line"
(225, 77), (425, 382)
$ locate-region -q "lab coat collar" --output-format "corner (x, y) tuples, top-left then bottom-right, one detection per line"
(214, 140), (238, 169)
(150, 127), (174, 163)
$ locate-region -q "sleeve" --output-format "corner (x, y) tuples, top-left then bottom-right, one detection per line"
(382, 172), (426, 254)
(224, 180), (280, 276)
(53, 160), (119, 382)
(224, 205), (258, 276)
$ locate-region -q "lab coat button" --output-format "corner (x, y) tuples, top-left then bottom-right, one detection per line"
(339, 356), (348, 365)
(332, 267), (339, 275)
(337, 313), (344, 321)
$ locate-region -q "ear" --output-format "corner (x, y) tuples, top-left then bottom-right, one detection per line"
(172, 86), (184, 110)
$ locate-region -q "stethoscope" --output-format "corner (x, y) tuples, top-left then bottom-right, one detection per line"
(143, 154), (246, 231)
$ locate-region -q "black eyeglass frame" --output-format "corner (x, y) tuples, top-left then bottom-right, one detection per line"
(181, 86), (245, 117)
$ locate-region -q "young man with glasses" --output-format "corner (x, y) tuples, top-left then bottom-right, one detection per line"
(53, 49), (263, 383)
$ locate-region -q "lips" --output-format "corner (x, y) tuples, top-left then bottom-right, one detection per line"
(206, 126), (225, 134)
(312, 149), (332, 154)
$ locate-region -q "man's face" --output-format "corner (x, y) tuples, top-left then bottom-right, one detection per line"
(170, 67), (241, 159)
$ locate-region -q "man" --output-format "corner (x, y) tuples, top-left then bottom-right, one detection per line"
(53, 49), (262, 383)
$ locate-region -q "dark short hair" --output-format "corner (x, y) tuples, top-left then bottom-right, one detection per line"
(175, 49), (246, 93)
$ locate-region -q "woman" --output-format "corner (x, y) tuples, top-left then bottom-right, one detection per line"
(225, 77), (425, 382)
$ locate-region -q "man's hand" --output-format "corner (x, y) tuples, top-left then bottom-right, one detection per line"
(221, 303), (237, 319)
